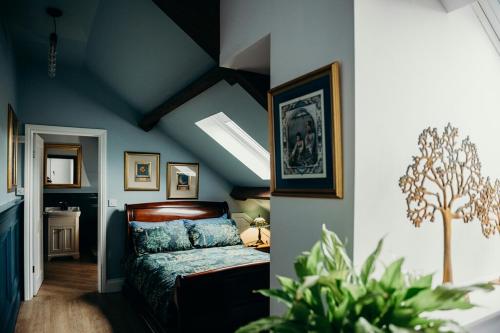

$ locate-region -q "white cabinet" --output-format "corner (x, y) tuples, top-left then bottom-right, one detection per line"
(46, 208), (80, 261)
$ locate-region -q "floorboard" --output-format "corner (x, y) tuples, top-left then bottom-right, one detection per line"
(15, 258), (148, 333)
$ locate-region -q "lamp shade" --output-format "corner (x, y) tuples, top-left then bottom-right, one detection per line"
(253, 216), (267, 227)
(240, 227), (271, 245)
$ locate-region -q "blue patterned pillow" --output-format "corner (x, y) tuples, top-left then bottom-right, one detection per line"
(184, 218), (242, 248)
(131, 220), (192, 255)
(130, 221), (167, 229)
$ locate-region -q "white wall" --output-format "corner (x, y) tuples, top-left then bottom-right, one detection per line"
(221, 0), (355, 315)
(220, 1), (272, 69)
(354, 0), (500, 325)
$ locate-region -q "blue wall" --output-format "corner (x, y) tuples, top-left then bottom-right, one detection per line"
(0, 16), (23, 332)
(17, 63), (237, 279)
(159, 81), (269, 187)
(0, 16), (19, 206)
(0, 200), (23, 333)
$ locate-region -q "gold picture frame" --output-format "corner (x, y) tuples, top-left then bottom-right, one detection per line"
(44, 144), (83, 189)
(124, 152), (160, 191)
(167, 162), (199, 199)
(268, 62), (343, 198)
(7, 104), (18, 193)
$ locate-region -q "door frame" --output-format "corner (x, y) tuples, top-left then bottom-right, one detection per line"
(32, 134), (44, 296)
(24, 124), (107, 300)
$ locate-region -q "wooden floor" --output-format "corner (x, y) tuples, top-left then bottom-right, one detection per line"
(15, 258), (149, 333)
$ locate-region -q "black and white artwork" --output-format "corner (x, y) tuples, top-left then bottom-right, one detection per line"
(279, 89), (326, 179)
(269, 62), (343, 198)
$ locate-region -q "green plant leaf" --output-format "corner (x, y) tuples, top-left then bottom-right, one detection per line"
(307, 242), (323, 275)
(408, 317), (466, 333)
(407, 282), (494, 313)
(277, 275), (298, 295)
(237, 226), (493, 333)
(410, 274), (433, 289)
(404, 287), (472, 313)
(388, 324), (418, 333)
(355, 317), (384, 333)
(300, 275), (321, 291)
(294, 254), (309, 280)
(289, 301), (310, 323)
(360, 238), (384, 285)
(404, 274), (434, 299)
(258, 289), (293, 307)
(321, 224), (353, 276)
(380, 258), (405, 291)
(235, 317), (286, 333)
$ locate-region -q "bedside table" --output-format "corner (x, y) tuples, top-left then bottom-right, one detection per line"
(255, 244), (270, 253)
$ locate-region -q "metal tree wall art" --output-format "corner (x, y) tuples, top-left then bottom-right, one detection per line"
(398, 124), (499, 284)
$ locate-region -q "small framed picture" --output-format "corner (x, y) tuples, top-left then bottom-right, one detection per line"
(167, 162), (199, 199)
(135, 161), (152, 182)
(268, 62), (343, 198)
(124, 152), (160, 191)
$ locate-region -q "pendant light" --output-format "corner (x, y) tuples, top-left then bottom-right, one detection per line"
(47, 8), (62, 79)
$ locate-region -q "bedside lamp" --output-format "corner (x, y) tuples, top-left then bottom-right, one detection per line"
(250, 215), (269, 246)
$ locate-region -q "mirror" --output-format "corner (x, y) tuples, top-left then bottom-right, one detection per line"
(44, 144), (82, 188)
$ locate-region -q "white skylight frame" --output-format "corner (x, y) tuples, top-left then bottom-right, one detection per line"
(195, 112), (270, 180)
(473, 0), (500, 56)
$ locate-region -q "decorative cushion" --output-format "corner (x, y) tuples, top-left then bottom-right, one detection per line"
(130, 221), (167, 229)
(131, 220), (192, 255)
(184, 218), (243, 248)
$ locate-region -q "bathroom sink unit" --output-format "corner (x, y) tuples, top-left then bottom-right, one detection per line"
(45, 206), (81, 213)
(45, 207), (81, 261)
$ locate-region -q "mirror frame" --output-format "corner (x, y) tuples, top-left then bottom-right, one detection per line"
(44, 143), (82, 188)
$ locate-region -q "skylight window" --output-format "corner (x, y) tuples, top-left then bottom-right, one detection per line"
(195, 112), (270, 180)
(474, 0), (500, 55)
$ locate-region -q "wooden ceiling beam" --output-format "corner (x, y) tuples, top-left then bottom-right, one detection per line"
(152, 0), (220, 61)
(145, 1), (270, 131)
(230, 186), (270, 201)
(229, 70), (269, 109)
(139, 67), (269, 131)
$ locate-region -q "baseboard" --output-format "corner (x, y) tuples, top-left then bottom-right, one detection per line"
(105, 278), (125, 293)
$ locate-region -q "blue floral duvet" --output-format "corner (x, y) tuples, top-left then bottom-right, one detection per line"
(124, 245), (270, 323)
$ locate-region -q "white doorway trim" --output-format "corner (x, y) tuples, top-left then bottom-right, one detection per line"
(24, 124), (107, 300)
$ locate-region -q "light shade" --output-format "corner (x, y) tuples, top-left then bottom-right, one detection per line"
(240, 227), (271, 245)
(195, 112), (270, 180)
(253, 216), (267, 227)
(48, 33), (57, 78)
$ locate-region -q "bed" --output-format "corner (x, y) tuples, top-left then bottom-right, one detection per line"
(123, 201), (270, 333)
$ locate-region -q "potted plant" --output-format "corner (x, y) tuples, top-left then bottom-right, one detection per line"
(237, 226), (493, 333)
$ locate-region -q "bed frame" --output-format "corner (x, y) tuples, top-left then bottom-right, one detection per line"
(124, 201), (270, 333)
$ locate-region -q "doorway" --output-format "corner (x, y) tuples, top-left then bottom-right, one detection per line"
(24, 125), (107, 300)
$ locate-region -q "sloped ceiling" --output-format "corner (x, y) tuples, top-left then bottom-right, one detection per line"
(2, 0), (100, 67)
(2, 0), (268, 187)
(85, 0), (215, 112)
(158, 81), (269, 187)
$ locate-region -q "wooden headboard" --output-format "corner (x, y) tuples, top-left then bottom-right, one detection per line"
(125, 201), (230, 243)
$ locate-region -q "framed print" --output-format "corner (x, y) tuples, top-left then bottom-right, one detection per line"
(167, 162), (199, 199)
(135, 161), (152, 182)
(268, 62), (343, 198)
(7, 104), (18, 193)
(124, 152), (160, 191)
